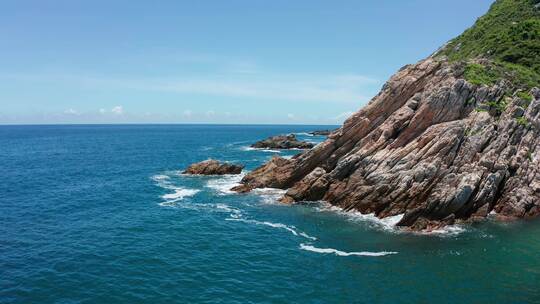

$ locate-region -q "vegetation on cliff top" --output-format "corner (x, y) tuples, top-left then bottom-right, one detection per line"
(439, 0), (540, 89)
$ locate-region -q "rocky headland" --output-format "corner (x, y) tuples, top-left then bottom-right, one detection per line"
(251, 134), (314, 150)
(184, 160), (244, 175)
(232, 0), (540, 231)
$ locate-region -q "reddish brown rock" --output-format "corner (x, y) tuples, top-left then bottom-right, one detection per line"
(183, 160), (243, 175)
(230, 156), (292, 192)
(232, 57), (540, 231)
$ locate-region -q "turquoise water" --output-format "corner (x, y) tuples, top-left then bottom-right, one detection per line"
(1, 124), (540, 303)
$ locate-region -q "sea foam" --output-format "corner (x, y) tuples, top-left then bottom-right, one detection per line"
(293, 132), (314, 136)
(152, 174), (170, 181)
(421, 225), (466, 236)
(240, 146), (282, 153)
(152, 173), (200, 206)
(251, 188), (287, 204)
(313, 202), (403, 232)
(227, 218), (317, 241)
(299, 243), (397, 257)
(313, 202), (466, 236)
(205, 173), (245, 195)
(161, 188), (200, 201)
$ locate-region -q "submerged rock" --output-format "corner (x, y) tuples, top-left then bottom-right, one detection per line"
(251, 134), (313, 150)
(183, 159), (243, 175)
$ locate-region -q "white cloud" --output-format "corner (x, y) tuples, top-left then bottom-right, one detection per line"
(2, 70), (378, 104)
(147, 74), (377, 103)
(0, 54), (380, 125)
(64, 108), (79, 115)
(111, 106), (123, 115)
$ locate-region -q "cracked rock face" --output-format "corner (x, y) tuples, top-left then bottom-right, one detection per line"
(232, 58), (540, 231)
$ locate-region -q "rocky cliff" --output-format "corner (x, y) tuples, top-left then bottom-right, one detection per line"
(232, 0), (540, 231)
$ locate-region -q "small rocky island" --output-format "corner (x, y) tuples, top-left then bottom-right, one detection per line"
(183, 159), (243, 175)
(251, 134), (313, 149)
(308, 129), (335, 136)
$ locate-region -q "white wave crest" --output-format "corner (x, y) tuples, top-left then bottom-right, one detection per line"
(299, 243), (397, 257)
(152, 173), (200, 205)
(251, 188), (287, 204)
(422, 225), (466, 236)
(227, 218), (316, 240)
(314, 202), (466, 236)
(314, 203), (403, 232)
(215, 203), (243, 218)
(161, 188), (200, 201)
(205, 173), (245, 195)
(293, 132), (314, 136)
(240, 146), (282, 153)
(151, 174), (170, 181)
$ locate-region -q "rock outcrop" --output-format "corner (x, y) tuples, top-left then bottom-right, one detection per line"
(309, 129), (335, 136)
(251, 134), (314, 150)
(232, 57), (540, 231)
(184, 160), (243, 175)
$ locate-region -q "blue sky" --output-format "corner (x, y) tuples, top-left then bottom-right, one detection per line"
(0, 0), (493, 124)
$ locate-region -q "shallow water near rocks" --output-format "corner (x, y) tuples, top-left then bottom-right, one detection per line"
(1, 124), (540, 303)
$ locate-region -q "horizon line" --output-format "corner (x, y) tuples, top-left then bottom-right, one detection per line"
(0, 122), (342, 127)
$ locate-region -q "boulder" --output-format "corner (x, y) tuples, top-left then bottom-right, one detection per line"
(183, 160), (243, 175)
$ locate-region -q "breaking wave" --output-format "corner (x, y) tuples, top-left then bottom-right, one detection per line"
(420, 225), (466, 236)
(161, 188), (200, 201)
(251, 188), (287, 204)
(152, 174), (200, 206)
(241, 146), (282, 153)
(292, 132), (314, 136)
(205, 173), (245, 195)
(152, 174), (170, 181)
(312, 202), (466, 236)
(313, 202), (404, 232)
(152, 173), (402, 255)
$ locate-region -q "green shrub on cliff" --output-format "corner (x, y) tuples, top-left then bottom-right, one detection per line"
(486, 99), (508, 114)
(464, 63), (500, 85)
(440, 0), (540, 89)
(516, 116), (529, 126)
(516, 90), (533, 101)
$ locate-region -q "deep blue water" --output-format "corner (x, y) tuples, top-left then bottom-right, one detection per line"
(1, 124), (540, 304)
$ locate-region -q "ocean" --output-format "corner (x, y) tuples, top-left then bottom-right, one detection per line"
(1, 124), (539, 303)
